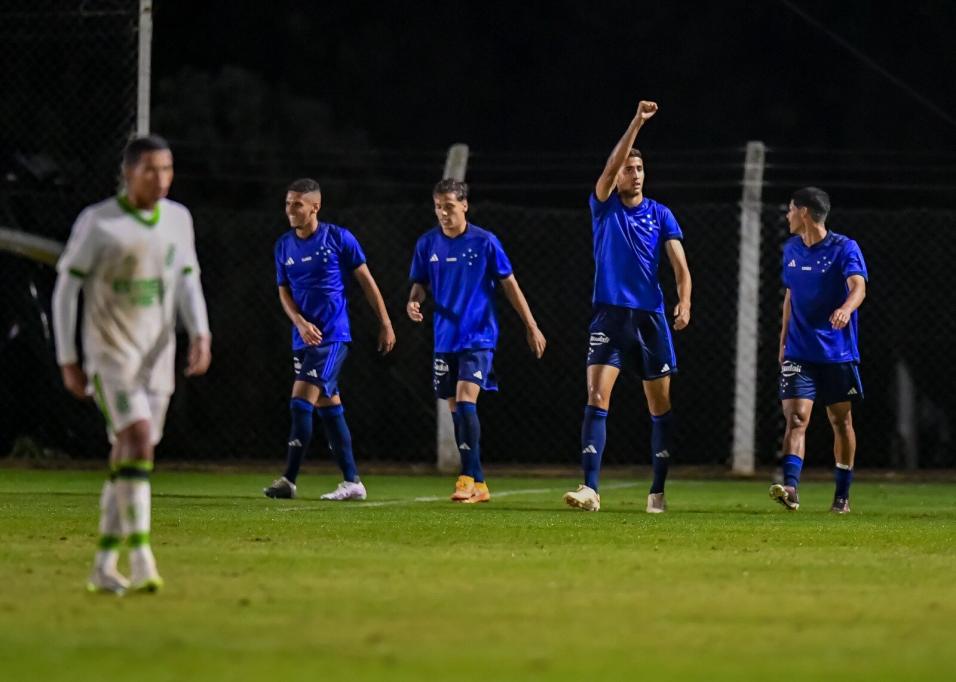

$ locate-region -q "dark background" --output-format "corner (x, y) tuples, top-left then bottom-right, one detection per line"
(2, 1), (955, 469)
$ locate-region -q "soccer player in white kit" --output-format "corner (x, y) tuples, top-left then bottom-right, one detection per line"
(52, 136), (212, 594)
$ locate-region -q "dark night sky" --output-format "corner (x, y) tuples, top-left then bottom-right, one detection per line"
(153, 0), (956, 153)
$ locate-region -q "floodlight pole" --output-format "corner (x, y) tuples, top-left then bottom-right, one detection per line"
(731, 141), (766, 476)
(435, 144), (470, 473)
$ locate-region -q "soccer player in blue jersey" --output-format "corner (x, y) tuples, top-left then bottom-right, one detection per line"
(563, 100), (692, 513)
(770, 187), (867, 514)
(407, 179), (546, 503)
(263, 178), (395, 501)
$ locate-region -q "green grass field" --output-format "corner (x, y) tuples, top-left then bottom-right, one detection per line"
(1, 469), (954, 681)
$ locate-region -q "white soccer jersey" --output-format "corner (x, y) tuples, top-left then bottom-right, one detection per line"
(56, 196), (207, 393)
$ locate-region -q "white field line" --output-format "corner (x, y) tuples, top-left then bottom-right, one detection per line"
(278, 481), (640, 512)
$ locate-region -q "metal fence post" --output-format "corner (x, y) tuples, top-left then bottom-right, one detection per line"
(137, 1), (153, 136)
(435, 144), (470, 473)
(731, 141), (766, 475)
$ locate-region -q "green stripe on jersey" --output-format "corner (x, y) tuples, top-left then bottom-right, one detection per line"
(68, 268), (87, 279)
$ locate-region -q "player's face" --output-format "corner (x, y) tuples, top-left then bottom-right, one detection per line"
(786, 201), (805, 233)
(617, 157), (644, 198)
(125, 150), (174, 206)
(285, 191), (321, 229)
(433, 192), (468, 231)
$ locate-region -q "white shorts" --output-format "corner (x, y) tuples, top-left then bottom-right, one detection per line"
(90, 373), (170, 445)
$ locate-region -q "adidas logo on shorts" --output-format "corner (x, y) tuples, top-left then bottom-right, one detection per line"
(473, 370), (483, 379)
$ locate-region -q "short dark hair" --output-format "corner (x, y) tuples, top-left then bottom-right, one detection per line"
(791, 186), (830, 222)
(433, 178), (468, 201)
(123, 135), (171, 167)
(628, 148), (643, 159)
(287, 178), (321, 194)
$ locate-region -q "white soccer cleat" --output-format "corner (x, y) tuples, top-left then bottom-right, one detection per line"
(646, 492), (667, 514)
(320, 480), (367, 501)
(563, 484), (601, 512)
(86, 566), (130, 595)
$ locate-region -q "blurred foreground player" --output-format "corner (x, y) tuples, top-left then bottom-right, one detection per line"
(53, 135), (212, 594)
(771, 187), (867, 513)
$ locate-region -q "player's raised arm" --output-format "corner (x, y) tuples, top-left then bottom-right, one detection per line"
(278, 285), (322, 346)
(665, 239), (692, 331)
(352, 263), (396, 353)
(406, 283), (426, 322)
(499, 274), (546, 358)
(595, 100), (658, 202)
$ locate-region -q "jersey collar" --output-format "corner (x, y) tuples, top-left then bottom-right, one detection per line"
(116, 195), (160, 228)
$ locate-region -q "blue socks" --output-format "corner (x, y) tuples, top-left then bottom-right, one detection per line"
(283, 398), (314, 483)
(581, 406), (608, 491)
(650, 411), (674, 494)
(317, 404), (359, 483)
(782, 454), (803, 488)
(457, 402), (483, 483)
(834, 463), (853, 498)
(451, 409), (464, 475)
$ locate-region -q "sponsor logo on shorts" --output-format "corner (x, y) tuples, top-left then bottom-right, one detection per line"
(458, 443), (471, 450)
(115, 391), (130, 415)
(660, 363), (670, 373)
(472, 370), (483, 380)
(589, 332), (610, 346)
(433, 358), (450, 376)
(306, 369), (318, 378)
(847, 387), (858, 395)
(781, 362), (802, 377)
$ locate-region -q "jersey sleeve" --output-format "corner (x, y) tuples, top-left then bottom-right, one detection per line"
(180, 209), (201, 276)
(275, 238), (289, 286)
(409, 237), (430, 284)
(488, 235), (514, 279)
(57, 207), (100, 278)
(842, 240), (868, 281)
(661, 207), (684, 241)
(339, 229), (367, 271)
(588, 192), (610, 222)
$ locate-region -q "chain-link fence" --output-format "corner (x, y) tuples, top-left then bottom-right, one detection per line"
(6, 193), (954, 468)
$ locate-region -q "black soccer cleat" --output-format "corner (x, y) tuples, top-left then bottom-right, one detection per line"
(263, 476), (296, 499)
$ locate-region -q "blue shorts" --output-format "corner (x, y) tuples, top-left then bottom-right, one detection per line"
(586, 304), (677, 379)
(778, 360), (863, 405)
(293, 342), (349, 397)
(433, 349), (498, 399)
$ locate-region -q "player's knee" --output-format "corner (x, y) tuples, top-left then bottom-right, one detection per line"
(786, 411), (810, 431)
(587, 390), (610, 410)
(828, 411), (853, 432)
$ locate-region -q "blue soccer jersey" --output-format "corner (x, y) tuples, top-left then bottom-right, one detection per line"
(589, 193), (683, 312)
(409, 224), (513, 353)
(782, 230), (868, 364)
(274, 223), (366, 350)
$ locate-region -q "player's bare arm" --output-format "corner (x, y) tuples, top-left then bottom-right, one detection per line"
(830, 275), (866, 330)
(499, 274), (546, 358)
(278, 285), (322, 345)
(353, 263), (396, 354)
(779, 289), (792, 364)
(406, 283), (427, 323)
(595, 100), (658, 202)
(665, 239), (692, 330)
